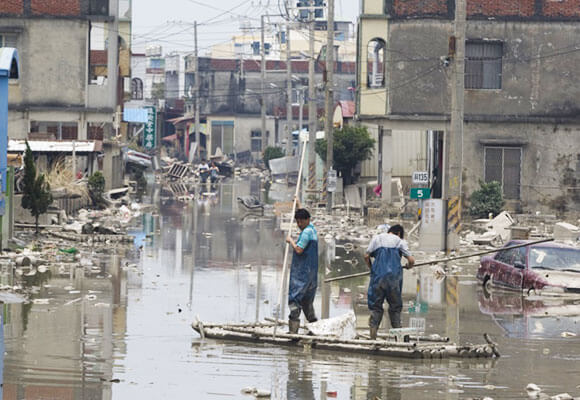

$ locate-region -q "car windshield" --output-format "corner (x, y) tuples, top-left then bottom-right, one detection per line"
(529, 246), (580, 272)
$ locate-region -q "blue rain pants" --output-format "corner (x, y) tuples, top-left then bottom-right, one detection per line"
(367, 247), (404, 328)
(288, 230), (318, 323)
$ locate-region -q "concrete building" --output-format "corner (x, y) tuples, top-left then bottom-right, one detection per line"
(357, 0), (580, 214)
(0, 0), (132, 190)
(208, 20), (356, 62)
(182, 57), (356, 156)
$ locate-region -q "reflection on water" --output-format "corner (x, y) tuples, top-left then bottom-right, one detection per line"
(2, 177), (580, 399)
(478, 289), (580, 339)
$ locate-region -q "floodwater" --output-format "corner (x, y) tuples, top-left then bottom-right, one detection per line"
(2, 177), (580, 400)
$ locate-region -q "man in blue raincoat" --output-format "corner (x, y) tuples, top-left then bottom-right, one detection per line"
(364, 224), (415, 340)
(286, 207), (319, 334)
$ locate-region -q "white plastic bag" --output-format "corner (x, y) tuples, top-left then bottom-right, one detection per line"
(306, 311), (357, 340)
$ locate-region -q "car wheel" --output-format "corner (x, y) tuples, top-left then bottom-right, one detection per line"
(483, 275), (493, 293)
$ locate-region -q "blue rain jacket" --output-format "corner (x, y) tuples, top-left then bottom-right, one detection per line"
(289, 224), (319, 305)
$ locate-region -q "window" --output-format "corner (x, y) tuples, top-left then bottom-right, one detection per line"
(0, 33), (18, 48)
(484, 146), (521, 200)
(465, 41), (503, 89)
(251, 42), (270, 56)
(367, 38), (386, 88)
(252, 42), (260, 56)
(251, 130), (262, 152)
(30, 122), (78, 140)
(89, 0), (109, 15)
(495, 248), (517, 265)
(131, 78), (143, 100)
(296, 0), (324, 20)
(211, 121), (234, 156)
(88, 123), (104, 140)
(89, 23), (108, 83)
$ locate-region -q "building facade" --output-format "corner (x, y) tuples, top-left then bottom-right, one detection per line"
(357, 0), (580, 214)
(1, 0), (132, 190)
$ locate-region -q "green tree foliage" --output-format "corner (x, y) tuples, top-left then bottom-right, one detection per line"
(468, 180), (504, 218)
(88, 171), (106, 208)
(21, 141), (53, 233)
(315, 126), (375, 184)
(263, 146), (285, 170)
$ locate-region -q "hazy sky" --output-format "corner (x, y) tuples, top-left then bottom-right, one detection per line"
(131, 0), (359, 55)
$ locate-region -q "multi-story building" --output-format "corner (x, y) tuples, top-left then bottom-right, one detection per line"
(0, 0), (132, 190)
(357, 0), (580, 214)
(208, 20), (356, 62)
(180, 56), (356, 159)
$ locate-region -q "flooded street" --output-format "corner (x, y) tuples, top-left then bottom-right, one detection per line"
(3, 178), (580, 400)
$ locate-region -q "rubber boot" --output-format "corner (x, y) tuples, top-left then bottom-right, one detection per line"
(369, 327), (378, 340)
(389, 312), (402, 329)
(288, 320), (300, 334)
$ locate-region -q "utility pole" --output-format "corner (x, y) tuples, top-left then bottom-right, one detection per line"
(261, 15), (267, 153)
(444, 0), (466, 251)
(324, 0), (335, 212)
(307, 4), (317, 197)
(298, 88), (304, 146)
(286, 16), (293, 155)
(194, 20), (201, 160)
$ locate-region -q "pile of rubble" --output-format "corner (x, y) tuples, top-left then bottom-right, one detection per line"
(2, 201), (145, 303)
(464, 211), (580, 247)
(56, 204), (142, 243)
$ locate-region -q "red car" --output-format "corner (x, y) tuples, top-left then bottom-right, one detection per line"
(476, 240), (580, 294)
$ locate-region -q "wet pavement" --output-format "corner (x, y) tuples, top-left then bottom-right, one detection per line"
(2, 178), (580, 399)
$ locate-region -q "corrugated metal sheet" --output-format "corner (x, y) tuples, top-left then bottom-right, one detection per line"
(8, 140), (100, 153)
(392, 130), (427, 176)
(360, 128), (427, 179)
(360, 124), (379, 178)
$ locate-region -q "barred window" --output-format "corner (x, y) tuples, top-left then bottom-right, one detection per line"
(0, 33), (18, 48)
(465, 41), (502, 89)
(484, 146), (521, 200)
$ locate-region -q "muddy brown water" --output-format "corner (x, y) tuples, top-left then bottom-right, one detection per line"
(2, 179), (580, 399)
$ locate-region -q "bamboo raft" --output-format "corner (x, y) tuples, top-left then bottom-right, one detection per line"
(191, 320), (500, 360)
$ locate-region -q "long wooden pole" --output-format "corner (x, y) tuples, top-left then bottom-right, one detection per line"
(273, 140), (309, 338)
(324, 237), (554, 283)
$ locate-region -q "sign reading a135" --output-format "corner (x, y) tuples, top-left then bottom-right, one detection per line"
(412, 171), (429, 184)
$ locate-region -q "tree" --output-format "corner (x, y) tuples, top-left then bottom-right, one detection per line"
(468, 180), (504, 218)
(263, 146), (285, 170)
(21, 141), (53, 233)
(315, 126), (375, 184)
(88, 171), (106, 208)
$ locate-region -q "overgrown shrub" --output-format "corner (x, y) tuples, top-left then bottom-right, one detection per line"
(468, 180), (504, 218)
(263, 146), (285, 170)
(88, 172), (106, 208)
